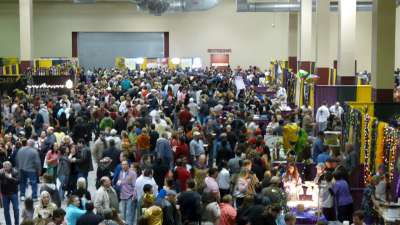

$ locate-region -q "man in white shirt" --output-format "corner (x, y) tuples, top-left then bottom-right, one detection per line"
(134, 168), (158, 201)
(329, 102), (344, 118)
(316, 102), (330, 132)
(187, 98), (199, 121)
(216, 161), (230, 197)
(190, 132), (205, 162)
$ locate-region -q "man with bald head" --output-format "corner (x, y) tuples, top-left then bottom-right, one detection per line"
(16, 139), (41, 201)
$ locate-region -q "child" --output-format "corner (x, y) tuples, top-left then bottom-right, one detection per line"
(284, 214), (296, 225)
(21, 198), (34, 222)
(352, 210), (366, 225)
(320, 172), (336, 221)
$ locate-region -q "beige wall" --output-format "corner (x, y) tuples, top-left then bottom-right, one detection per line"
(0, 0), (398, 70)
(0, 0), (289, 68)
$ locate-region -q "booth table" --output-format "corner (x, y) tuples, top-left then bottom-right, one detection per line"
(374, 202), (400, 225)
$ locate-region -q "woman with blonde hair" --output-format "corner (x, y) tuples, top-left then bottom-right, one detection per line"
(33, 191), (57, 225)
(233, 168), (258, 208)
(120, 131), (132, 158)
(72, 177), (91, 209)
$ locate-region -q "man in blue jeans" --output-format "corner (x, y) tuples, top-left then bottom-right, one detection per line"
(0, 161), (20, 225)
(16, 139), (41, 201)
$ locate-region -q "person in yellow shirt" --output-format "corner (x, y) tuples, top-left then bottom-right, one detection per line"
(143, 202), (163, 225)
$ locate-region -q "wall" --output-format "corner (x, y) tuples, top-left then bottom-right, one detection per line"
(0, 0), (289, 68)
(0, 0), (398, 70)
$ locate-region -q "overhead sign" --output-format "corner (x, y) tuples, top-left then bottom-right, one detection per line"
(207, 49), (232, 54)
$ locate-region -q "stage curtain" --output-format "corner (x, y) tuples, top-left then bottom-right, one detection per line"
(375, 122), (388, 169)
(314, 85), (337, 114)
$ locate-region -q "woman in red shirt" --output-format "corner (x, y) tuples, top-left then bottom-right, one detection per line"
(174, 158), (191, 192)
(175, 136), (189, 161)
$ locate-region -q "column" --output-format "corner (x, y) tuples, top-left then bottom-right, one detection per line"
(337, 0), (356, 84)
(19, 0), (33, 72)
(288, 12), (298, 72)
(371, 0), (396, 102)
(315, 0), (330, 85)
(299, 0), (313, 72)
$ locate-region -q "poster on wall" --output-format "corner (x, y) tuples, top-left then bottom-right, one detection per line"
(211, 54), (229, 67)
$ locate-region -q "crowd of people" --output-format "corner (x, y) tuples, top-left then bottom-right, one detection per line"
(0, 66), (375, 225)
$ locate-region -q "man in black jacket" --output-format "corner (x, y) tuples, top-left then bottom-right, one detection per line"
(0, 161), (20, 225)
(177, 179), (202, 225)
(102, 139), (121, 171)
(75, 139), (93, 180)
(77, 202), (104, 225)
(156, 190), (181, 225)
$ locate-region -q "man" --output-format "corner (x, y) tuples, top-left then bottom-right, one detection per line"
(329, 102), (344, 119)
(187, 98), (199, 121)
(155, 133), (173, 168)
(219, 195), (236, 225)
(77, 202), (104, 225)
(253, 204), (281, 225)
(228, 150), (242, 175)
(316, 102), (330, 132)
(117, 160), (137, 225)
(156, 189), (181, 225)
(94, 176), (119, 215)
(312, 131), (325, 163)
(204, 167), (220, 197)
(106, 129), (121, 149)
(0, 161), (19, 225)
(317, 146), (330, 164)
(177, 179), (202, 225)
(75, 139), (93, 180)
(284, 214), (296, 225)
(47, 208), (67, 225)
(189, 131), (204, 162)
(102, 139), (121, 171)
(149, 124), (160, 153)
(16, 139), (41, 201)
(178, 106), (192, 128)
(135, 168), (158, 201)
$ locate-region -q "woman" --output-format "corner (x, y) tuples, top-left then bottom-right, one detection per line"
(282, 163), (302, 201)
(174, 136), (189, 161)
(233, 168), (255, 208)
(33, 191), (58, 225)
(66, 195), (86, 225)
(45, 143), (60, 178)
(120, 131), (133, 159)
(72, 177), (91, 210)
(332, 171), (353, 223)
(57, 146), (70, 201)
(24, 118), (35, 139)
(40, 173), (61, 207)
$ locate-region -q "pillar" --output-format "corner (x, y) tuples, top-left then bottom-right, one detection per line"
(288, 12), (298, 72)
(299, 0), (313, 72)
(315, 0), (330, 85)
(337, 0), (356, 85)
(371, 0), (396, 103)
(19, 0), (33, 72)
